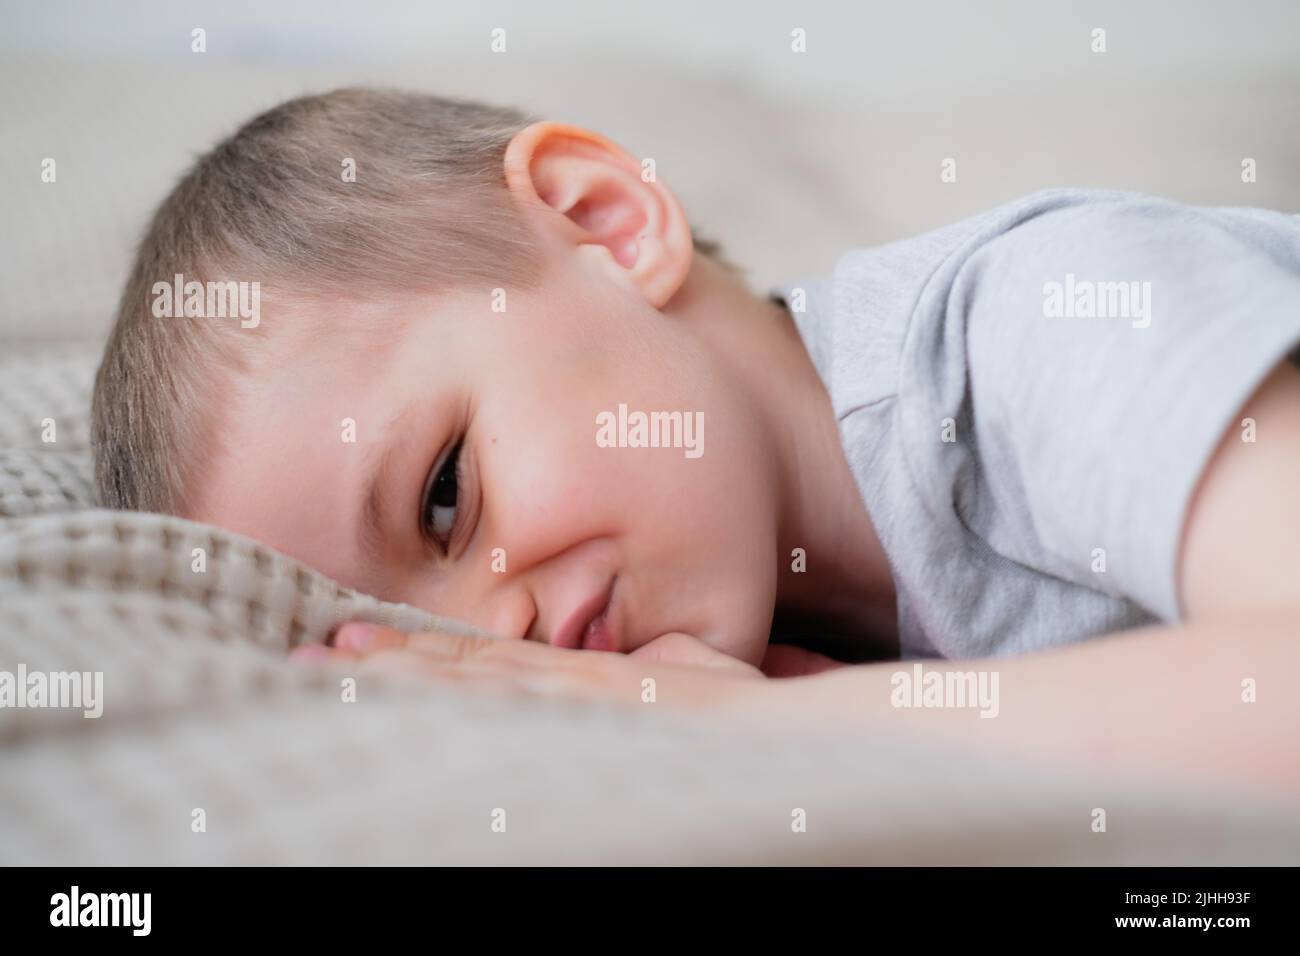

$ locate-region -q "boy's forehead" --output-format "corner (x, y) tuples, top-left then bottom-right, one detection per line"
(192, 322), (406, 583)
(264, 293), (411, 367)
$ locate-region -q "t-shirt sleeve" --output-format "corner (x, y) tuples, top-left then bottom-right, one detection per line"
(957, 199), (1300, 621)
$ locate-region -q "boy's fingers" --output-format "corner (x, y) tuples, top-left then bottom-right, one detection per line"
(629, 631), (763, 677)
(353, 648), (626, 702)
(333, 624), (517, 664)
(759, 644), (849, 678)
(403, 630), (509, 662)
(332, 624), (766, 681)
(331, 622), (409, 654)
(324, 632), (779, 716)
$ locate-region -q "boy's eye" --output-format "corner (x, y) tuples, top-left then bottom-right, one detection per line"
(421, 442), (462, 551)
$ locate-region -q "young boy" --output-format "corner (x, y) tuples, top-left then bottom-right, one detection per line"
(92, 89), (1300, 792)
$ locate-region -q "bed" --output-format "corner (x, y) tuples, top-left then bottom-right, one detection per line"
(3, 44), (1300, 865)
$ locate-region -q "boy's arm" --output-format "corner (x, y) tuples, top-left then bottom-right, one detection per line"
(322, 612), (1299, 795)
(793, 357), (1300, 792)
(1179, 358), (1300, 618)
(789, 618), (1300, 794)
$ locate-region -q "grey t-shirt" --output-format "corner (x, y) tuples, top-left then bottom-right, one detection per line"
(774, 188), (1300, 660)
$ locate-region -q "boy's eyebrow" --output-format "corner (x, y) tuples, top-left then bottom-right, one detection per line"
(357, 402), (419, 569)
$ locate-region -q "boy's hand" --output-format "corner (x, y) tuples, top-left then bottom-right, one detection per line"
(293, 622), (772, 715)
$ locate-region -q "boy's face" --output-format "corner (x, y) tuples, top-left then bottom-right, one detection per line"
(190, 258), (782, 665)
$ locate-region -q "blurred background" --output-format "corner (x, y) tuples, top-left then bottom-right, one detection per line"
(3, 0), (1299, 346)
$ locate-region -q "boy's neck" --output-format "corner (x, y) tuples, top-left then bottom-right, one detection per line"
(666, 256), (899, 655)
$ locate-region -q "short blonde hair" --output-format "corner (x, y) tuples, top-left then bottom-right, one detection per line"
(92, 88), (725, 516)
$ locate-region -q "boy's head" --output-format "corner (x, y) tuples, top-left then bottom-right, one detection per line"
(92, 88), (798, 665)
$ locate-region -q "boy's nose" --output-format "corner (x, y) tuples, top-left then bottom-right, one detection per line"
(473, 586), (537, 642)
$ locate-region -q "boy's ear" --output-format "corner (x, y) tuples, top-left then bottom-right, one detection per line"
(504, 121), (693, 309)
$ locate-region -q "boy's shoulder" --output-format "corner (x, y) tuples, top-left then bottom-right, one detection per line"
(830, 186), (1300, 275)
(811, 186), (1300, 339)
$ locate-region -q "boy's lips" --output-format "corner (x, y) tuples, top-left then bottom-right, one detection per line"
(551, 579), (619, 652)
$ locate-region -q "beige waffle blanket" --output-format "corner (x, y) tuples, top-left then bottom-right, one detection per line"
(2, 345), (1299, 864)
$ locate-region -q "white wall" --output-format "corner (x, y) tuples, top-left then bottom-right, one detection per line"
(4, 0), (1299, 105)
(3, 0), (1297, 342)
